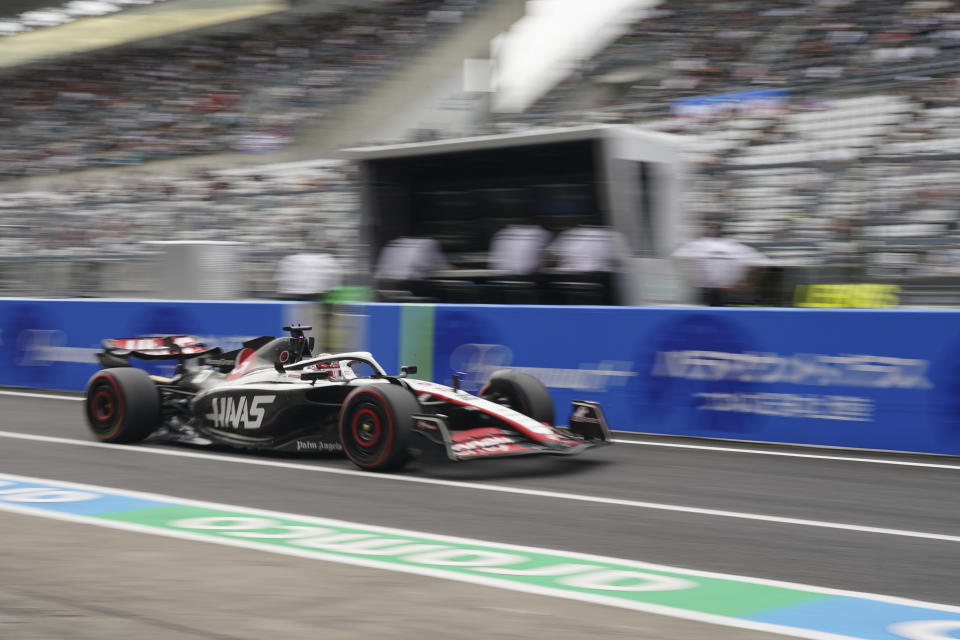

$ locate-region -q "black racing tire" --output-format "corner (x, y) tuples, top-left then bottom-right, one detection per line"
(84, 367), (160, 443)
(338, 384), (418, 471)
(480, 369), (555, 425)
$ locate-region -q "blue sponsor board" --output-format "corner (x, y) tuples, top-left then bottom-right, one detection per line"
(9, 299), (960, 455)
(363, 303), (402, 376)
(369, 305), (960, 456)
(0, 299), (308, 391)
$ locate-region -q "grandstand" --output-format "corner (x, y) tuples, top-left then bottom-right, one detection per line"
(0, 0), (526, 298)
(6, 0), (960, 305)
(0, 0), (513, 180)
(484, 0), (960, 304)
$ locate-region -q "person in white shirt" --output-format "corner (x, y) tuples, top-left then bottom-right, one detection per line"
(488, 224), (552, 275)
(374, 236), (450, 300)
(274, 252), (343, 302)
(672, 225), (769, 306)
(546, 226), (629, 272)
(544, 225), (629, 305)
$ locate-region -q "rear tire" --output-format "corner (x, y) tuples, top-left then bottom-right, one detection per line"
(84, 368), (160, 443)
(339, 384), (417, 471)
(480, 369), (555, 425)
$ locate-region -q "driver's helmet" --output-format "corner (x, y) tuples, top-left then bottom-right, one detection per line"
(311, 354), (345, 380)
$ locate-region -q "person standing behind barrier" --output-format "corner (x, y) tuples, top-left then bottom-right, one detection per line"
(488, 224), (552, 275)
(544, 225), (628, 305)
(672, 225), (769, 306)
(486, 224), (552, 304)
(373, 236), (450, 301)
(274, 251), (343, 302)
(274, 250), (343, 352)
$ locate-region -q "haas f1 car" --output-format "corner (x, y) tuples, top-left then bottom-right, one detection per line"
(83, 325), (611, 471)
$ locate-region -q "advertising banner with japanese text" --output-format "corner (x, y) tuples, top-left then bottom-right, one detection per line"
(365, 304), (960, 455)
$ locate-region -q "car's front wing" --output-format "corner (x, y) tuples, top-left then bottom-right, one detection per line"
(411, 401), (611, 462)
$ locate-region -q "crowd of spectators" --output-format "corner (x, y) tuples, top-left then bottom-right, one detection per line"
(0, 161), (364, 297)
(506, 0), (960, 127)
(0, 0), (484, 179)
(477, 0), (960, 294)
(11, 0), (960, 301)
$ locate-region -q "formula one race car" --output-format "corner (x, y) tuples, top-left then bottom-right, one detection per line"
(83, 325), (611, 471)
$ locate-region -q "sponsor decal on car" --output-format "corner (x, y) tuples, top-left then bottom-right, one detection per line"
(450, 435), (515, 453)
(448, 430), (527, 458)
(205, 395), (276, 430)
(295, 440), (343, 452)
(455, 443), (529, 458)
(109, 337), (199, 351)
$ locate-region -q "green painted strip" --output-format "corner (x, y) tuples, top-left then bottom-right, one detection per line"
(7, 473), (960, 640)
(103, 504), (824, 618)
(400, 304), (434, 381)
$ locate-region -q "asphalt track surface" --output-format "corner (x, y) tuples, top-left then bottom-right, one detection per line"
(2, 391), (959, 638)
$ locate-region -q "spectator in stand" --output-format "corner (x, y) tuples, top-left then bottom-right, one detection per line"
(0, 0), (488, 180)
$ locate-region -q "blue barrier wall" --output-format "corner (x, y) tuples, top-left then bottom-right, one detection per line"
(0, 299), (307, 391)
(365, 304), (960, 456)
(7, 299), (960, 455)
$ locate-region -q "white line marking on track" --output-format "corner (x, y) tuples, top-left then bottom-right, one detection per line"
(611, 439), (960, 471)
(3, 389), (958, 471)
(3, 471), (960, 618)
(1, 430), (959, 544)
(0, 390), (82, 401)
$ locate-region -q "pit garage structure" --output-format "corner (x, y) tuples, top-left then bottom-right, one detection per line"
(342, 125), (692, 305)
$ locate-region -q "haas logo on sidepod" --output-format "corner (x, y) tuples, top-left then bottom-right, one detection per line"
(205, 395), (276, 430)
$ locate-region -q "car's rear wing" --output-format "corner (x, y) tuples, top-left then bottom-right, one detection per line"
(98, 335), (220, 367)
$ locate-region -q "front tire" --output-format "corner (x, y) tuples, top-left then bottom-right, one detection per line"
(480, 369), (555, 425)
(339, 384), (417, 471)
(84, 367), (160, 443)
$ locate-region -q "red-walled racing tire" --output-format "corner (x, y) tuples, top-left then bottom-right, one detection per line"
(338, 384), (417, 471)
(84, 367), (160, 443)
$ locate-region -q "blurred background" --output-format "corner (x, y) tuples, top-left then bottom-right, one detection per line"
(4, 0), (960, 307)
